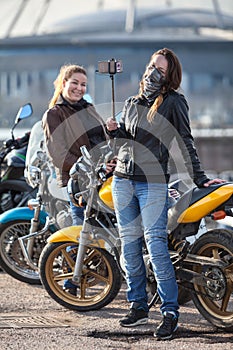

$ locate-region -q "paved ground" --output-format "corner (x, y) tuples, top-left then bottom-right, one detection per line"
(0, 271), (232, 350)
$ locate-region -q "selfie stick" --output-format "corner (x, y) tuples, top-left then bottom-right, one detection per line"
(97, 58), (123, 121)
(110, 72), (116, 121)
(107, 58), (119, 121)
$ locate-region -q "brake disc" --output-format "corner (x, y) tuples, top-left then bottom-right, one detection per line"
(204, 267), (226, 300)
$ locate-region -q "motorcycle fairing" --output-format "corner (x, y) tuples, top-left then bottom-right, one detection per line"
(0, 206), (48, 224)
(47, 225), (105, 248)
(178, 183), (233, 223)
(99, 177), (114, 209)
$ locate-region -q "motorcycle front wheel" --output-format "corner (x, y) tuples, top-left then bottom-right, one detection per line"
(190, 229), (233, 331)
(39, 242), (122, 311)
(0, 220), (47, 284)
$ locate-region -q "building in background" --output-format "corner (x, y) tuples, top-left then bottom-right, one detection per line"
(0, 0), (233, 174)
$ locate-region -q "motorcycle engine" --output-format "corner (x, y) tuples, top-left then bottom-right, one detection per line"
(0, 191), (23, 212)
(56, 209), (72, 229)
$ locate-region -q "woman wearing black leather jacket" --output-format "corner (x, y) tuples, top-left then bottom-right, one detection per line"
(106, 48), (224, 340)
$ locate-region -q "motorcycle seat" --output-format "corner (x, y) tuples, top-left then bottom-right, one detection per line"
(168, 183), (229, 226)
(189, 183), (228, 206)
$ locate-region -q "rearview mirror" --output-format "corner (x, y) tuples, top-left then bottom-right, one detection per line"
(14, 103), (33, 125)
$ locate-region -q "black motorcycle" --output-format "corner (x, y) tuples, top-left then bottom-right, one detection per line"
(0, 103), (37, 213)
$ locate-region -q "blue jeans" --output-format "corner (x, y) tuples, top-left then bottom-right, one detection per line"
(112, 176), (179, 317)
(69, 200), (84, 225)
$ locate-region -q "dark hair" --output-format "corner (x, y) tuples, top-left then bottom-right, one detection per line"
(139, 48), (182, 122)
(49, 64), (87, 108)
(154, 48), (182, 90)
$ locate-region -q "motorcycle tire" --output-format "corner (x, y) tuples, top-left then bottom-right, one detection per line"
(0, 220), (47, 285)
(39, 241), (122, 312)
(190, 229), (233, 331)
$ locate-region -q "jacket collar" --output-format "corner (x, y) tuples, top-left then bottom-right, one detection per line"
(56, 94), (91, 111)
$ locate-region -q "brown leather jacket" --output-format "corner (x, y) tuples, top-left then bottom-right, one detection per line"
(42, 95), (108, 187)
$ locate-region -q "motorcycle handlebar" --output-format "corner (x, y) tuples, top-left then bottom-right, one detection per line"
(4, 132), (30, 150)
(4, 138), (15, 148)
(15, 132), (30, 148)
(0, 132), (30, 164)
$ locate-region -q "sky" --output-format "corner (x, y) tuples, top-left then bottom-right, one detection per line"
(0, 0), (233, 38)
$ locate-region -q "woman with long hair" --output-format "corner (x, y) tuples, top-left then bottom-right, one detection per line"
(106, 48), (224, 340)
(42, 64), (109, 293)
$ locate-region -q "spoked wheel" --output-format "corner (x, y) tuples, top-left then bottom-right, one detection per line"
(39, 242), (122, 311)
(0, 220), (46, 284)
(190, 229), (233, 330)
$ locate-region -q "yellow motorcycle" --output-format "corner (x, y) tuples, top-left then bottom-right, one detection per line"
(39, 145), (233, 331)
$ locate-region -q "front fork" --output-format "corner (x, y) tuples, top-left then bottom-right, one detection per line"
(72, 187), (95, 284)
(18, 216), (54, 270)
(17, 196), (55, 270)
(26, 197), (42, 257)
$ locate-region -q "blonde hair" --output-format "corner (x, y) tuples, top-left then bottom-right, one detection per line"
(139, 48), (182, 123)
(146, 95), (164, 123)
(49, 64), (87, 109)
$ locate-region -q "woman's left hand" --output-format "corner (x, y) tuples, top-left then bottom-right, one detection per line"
(203, 178), (226, 187)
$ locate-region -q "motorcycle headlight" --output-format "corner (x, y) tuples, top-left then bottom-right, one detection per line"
(25, 165), (41, 187)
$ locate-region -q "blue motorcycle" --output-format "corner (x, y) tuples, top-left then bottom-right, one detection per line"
(0, 121), (71, 284)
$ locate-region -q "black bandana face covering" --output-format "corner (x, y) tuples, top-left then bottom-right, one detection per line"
(142, 68), (164, 103)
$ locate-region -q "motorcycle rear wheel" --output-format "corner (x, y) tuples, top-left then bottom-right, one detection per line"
(0, 220), (46, 284)
(190, 229), (233, 330)
(39, 242), (122, 311)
